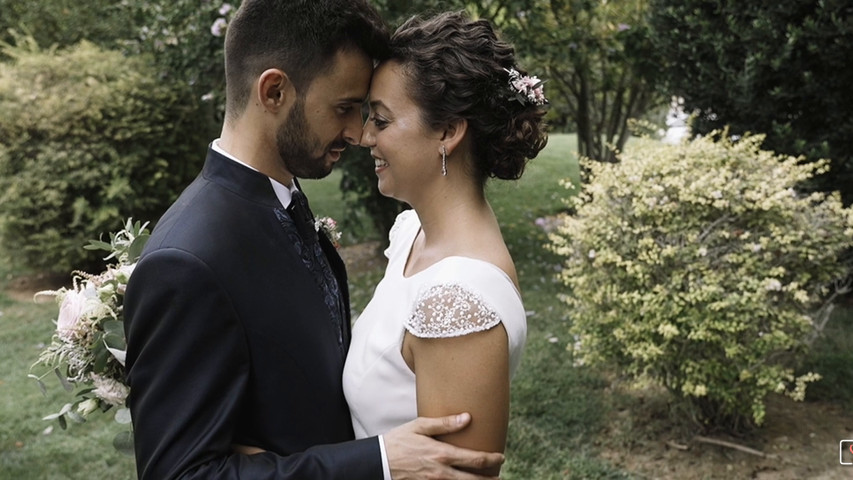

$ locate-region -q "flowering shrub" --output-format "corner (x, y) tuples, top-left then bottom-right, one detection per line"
(30, 220), (149, 448)
(549, 133), (853, 430)
(125, 0), (238, 117)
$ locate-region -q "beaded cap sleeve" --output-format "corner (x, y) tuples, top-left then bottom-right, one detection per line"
(406, 283), (502, 338)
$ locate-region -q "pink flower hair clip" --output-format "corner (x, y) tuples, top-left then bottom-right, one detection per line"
(505, 68), (547, 106)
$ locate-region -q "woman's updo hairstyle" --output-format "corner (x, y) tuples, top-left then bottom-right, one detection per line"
(389, 11), (548, 182)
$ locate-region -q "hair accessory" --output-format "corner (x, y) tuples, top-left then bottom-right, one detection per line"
(505, 68), (547, 106)
(440, 145), (448, 176)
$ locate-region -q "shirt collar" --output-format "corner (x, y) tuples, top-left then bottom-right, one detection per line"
(211, 138), (298, 208)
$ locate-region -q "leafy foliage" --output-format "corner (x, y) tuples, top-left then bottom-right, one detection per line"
(649, 0), (853, 204)
(550, 134), (853, 431)
(0, 0), (135, 56)
(502, 0), (664, 163)
(0, 41), (210, 273)
(122, 0), (237, 122)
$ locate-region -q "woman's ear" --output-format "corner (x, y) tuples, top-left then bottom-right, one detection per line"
(255, 69), (295, 113)
(440, 118), (468, 156)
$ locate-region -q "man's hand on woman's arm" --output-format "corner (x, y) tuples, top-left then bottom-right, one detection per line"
(384, 413), (505, 480)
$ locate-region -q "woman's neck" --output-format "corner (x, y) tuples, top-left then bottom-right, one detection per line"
(412, 183), (491, 249)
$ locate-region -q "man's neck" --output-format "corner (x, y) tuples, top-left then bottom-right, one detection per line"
(219, 121), (295, 187)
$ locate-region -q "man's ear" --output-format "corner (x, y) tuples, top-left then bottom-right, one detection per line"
(440, 118), (468, 156)
(255, 68), (295, 113)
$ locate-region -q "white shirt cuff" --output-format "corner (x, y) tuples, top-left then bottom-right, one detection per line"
(378, 434), (392, 480)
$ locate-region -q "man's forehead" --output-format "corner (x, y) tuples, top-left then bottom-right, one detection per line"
(309, 49), (373, 99)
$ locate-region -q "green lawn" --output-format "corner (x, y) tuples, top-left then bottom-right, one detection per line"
(3, 133), (850, 479)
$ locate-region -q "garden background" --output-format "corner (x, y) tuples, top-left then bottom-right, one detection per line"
(1, 1), (852, 479)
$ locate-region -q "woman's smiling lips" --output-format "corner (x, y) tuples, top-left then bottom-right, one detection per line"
(373, 155), (389, 172)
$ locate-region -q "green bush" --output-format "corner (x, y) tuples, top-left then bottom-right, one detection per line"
(0, 40), (213, 274)
(0, 0), (135, 56)
(550, 133), (853, 431)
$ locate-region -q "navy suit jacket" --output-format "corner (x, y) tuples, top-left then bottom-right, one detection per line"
(124, 148), (382, 479)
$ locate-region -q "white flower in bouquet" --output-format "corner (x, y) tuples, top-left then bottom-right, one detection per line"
(56, 288), (90, 343)
(91, 373), (130, 407)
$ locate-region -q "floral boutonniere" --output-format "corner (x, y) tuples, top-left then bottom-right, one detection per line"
(315, 216), (342, 248)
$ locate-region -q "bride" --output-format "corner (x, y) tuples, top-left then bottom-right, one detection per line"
(343, 11), (548, 476)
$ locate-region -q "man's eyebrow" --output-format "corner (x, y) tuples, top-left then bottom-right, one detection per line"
(338, 96), (366, 104)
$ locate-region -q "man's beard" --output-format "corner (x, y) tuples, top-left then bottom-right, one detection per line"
(276, 97), (345, 179)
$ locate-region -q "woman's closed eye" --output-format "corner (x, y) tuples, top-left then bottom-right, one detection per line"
(368, 115), (389, 129)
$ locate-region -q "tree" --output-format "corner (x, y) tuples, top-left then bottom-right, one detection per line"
(504, 0), (664, 163)
(650, 0), (853, 204)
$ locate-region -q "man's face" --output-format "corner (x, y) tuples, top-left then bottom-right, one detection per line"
(276, 48), (373, 179)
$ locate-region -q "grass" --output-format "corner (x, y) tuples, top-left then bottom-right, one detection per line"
(800, 302), (853, 409)
(2, 133), (851, 479)
(0, 292), (136, 479)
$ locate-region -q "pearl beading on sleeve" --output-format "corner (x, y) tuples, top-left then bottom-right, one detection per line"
(405, 283), (502, 338)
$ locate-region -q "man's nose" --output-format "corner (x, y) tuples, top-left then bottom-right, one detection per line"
(343, 112), (364, 146)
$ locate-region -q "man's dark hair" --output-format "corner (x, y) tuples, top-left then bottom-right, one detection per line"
(224, 0), (389, 119)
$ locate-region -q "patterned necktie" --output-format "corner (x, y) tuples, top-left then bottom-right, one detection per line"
(287, 190), (317, 245)
(285, 189), (346, 354)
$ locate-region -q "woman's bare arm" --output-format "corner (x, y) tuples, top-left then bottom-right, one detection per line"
(404, 323), (510, 476)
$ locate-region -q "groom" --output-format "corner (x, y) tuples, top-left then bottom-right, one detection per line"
(123, 1), (504, 479)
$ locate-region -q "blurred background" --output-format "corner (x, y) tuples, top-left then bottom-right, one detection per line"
(1, 1), (852, 478)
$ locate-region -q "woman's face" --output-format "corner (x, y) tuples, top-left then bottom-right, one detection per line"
(360, 61), (444, 204)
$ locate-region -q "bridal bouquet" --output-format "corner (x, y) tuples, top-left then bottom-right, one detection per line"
(30, 219), (149, 448)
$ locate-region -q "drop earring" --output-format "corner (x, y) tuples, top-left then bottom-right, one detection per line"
(441, 146), (447, 176)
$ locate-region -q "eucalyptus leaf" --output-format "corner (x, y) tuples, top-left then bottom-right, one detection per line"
(103, 319), (125, 337)
(29, 374), (48, 396)
(58, 403), (73, 416)
(128, 233), (150, 261)
(102, 320), (126, 349)
(66, 409), (86, 424)
(54, 368), (73, 392)
(113, 430), (135, 455)
(84, 240), (113, 252)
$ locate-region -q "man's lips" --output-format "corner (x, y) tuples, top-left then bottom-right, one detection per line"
(327, 144), (347, 161)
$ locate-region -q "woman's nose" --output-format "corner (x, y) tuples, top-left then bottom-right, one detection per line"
(359, 122), (375, 147)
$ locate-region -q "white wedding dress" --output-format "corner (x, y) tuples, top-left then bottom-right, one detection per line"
(342, 210), (527, 438)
